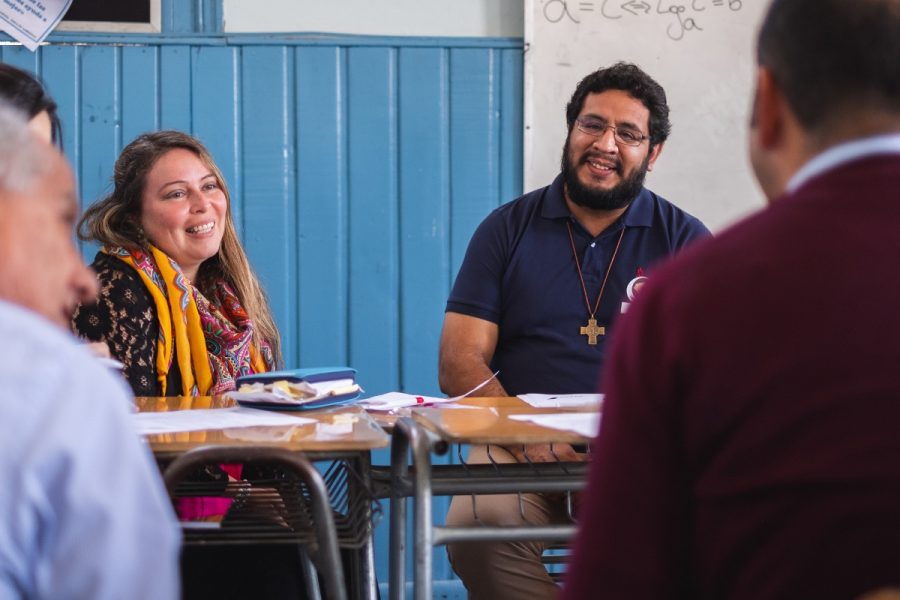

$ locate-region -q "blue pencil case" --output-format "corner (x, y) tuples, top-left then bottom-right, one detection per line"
(229, 367), (361, 410)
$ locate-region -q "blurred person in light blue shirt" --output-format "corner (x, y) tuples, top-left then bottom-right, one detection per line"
(0, 100), (180, 600)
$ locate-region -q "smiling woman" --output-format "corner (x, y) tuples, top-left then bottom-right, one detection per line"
(72, 130), (282, 397)
(71, 134), (305, 597)
(70, 131), (302, 598)
(139, 147), (228, 282)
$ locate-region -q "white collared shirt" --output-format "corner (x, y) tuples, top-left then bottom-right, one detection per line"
(0, 300), (181, 600)
(787, 133), (900, 193)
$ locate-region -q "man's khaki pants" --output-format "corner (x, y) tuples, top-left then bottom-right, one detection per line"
(445, 444), (572, 600)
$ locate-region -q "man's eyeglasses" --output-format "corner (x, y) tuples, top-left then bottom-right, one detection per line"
(575, 117), (648, 147)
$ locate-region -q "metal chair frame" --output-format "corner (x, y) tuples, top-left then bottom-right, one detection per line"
(385, 417), (588, 600)
(163, 445), (348, 600)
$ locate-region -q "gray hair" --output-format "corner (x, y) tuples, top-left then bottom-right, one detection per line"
(0, 100), (53, 196)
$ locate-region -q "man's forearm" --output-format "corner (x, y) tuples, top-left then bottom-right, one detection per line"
(439, 354), (508, 398)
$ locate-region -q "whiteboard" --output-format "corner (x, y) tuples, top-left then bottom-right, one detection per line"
(524, 0), (769, 231)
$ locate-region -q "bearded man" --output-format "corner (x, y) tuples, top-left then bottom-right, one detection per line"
(438, 62), (709, 600)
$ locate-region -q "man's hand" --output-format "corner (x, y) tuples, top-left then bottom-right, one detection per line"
(504, 443), (587, 509)
(504, 442), (588, 464)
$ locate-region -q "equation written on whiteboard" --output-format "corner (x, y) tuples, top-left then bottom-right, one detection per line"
(543, 0), (743, 41)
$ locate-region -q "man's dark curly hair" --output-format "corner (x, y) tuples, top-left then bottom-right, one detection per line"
(565, 62), (671, 147)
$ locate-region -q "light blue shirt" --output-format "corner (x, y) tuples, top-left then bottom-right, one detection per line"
(0, 300), (180, 600)
(787, 133), (900, 193)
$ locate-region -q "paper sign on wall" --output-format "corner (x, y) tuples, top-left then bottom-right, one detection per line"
(0, 0), (73, 51)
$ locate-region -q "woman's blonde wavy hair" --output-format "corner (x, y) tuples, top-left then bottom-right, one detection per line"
(78, 130), (282, 366)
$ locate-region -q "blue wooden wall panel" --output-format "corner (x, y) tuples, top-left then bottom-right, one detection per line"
(191, 46), (241, 233)
(159, 0), (223, 34)
(1, 34), (522, 594)
(78, 47), (119, 221)
(397, 47), (449, 398)
(121, 47), (159, 146)
(372, 46), (456, 582)
(240, 46), (298, 365)
(40, 46), (80, 179)
(295, 46), (350, 367)
(448, 48), (502, 278)
(163, 1), (198, 34)
(347, 47), (400, 396)
(499, 48), (524, 206)
(159, 46), (192, 132)
(0, 45), (38, 73)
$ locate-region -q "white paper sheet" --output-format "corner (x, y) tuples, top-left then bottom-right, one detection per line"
(508, 412), (601, 439)
(360, 371), (499, 412)
(0, 0), (73, 51)
(132, 406), (316, 435)
(359, 392), (448, 411)
(517, 393), (603, 409)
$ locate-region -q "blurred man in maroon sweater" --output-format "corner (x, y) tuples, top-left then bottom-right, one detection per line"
(563, 0), (900, 598)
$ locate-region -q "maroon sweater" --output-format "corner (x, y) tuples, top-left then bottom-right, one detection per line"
(563, 154), (900, 600)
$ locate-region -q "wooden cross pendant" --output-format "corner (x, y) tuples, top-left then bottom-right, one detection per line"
(580, 318), (605, 345)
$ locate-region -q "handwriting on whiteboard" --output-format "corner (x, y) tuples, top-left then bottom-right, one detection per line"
(542, 0), (743, 41)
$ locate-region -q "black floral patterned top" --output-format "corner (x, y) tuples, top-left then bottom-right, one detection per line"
(73, 252), (182, 396)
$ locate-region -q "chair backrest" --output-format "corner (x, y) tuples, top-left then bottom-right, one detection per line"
(163, 445), (347, 600)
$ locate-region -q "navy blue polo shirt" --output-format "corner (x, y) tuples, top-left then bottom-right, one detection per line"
(446, 173), (709, 394)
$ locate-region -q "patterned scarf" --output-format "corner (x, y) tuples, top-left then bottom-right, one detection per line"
(105, 245), (273, 395)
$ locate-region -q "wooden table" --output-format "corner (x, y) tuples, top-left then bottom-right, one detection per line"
(387, 396), (600, 600)
(135, 396), (389, 600)
(412, 395), (598, 443)
(135, 395), (389, 456)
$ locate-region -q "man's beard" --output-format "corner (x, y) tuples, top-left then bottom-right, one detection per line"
(561, 138), (650, 211)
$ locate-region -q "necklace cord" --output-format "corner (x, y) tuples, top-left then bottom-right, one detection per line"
(566, 221), (625, 318)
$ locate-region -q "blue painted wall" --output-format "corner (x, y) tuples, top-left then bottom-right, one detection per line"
(1, 30), (522, 594)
